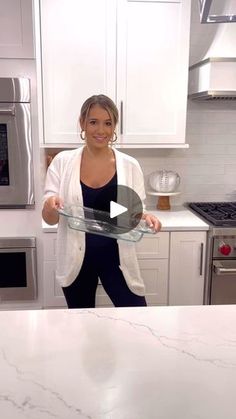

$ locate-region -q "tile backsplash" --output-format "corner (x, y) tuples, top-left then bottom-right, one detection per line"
(128, 99), (236, 208)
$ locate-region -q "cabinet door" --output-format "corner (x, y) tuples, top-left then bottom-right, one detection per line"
(96, 258), (168, 307)
(116, 0), (191, 146)
(43, 261), (66, 307)
(169, 231), (206, 306)
(43, 233), (66, 307)
(40, 0), (116, 144)
(0, 0), (34, 58)
(139, 259), (168, 305)
(43, 233), (57, 261)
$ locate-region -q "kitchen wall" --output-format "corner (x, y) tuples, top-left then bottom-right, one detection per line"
(128, 0), (236, 209)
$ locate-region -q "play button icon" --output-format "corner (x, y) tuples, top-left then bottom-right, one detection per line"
(93, 185), (143, 234)
(110, 201), (127, 219)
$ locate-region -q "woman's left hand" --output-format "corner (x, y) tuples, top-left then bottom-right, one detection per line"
(143, 213), (162, 232)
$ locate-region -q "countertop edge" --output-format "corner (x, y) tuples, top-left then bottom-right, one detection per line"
(42, 206), (210, 233)
(42, 226), (209, 233)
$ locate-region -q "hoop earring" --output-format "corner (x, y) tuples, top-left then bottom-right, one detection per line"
(111, 132), (117, 143)
(80, 130), (86, 141)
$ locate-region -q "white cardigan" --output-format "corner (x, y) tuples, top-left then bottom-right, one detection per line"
(43, 146), (147, 296)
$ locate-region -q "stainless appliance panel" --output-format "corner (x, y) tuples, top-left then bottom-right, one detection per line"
(188, 202), (236, 305)
(213, 237), (236, 258)
(0, 77), (30, 103)
(211, 260), (236, 304)
(0, 237), (36, 248)
(0, 237), (37, 301)
(0, 102), (34, 207)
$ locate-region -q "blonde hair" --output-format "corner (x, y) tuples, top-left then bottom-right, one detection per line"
(80, 94), (119, 128)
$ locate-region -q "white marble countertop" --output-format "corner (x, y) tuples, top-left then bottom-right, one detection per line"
(1, 305), (236, 419)
(147, 206), (209, 231)
(42, 206), (209, 232)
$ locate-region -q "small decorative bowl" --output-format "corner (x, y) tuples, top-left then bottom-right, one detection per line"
(148, 170), (180, 193)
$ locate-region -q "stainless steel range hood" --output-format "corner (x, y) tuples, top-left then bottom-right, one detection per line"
(188, 57), (236, 100)
(190, 1), (236, 100)
(199, 0), (236, 24)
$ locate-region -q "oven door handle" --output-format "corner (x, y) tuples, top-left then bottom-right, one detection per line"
(213, 261), (236, 275)
(0, 107), (15, 116)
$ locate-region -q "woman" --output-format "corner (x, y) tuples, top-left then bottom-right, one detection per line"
(42, 94), (162, 308)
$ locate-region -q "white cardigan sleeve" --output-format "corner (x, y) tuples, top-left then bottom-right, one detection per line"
(42, 149), (79, 205)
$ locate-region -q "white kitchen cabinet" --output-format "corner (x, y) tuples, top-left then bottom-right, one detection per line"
(116, 0), (191, 147)
(0, 0), (34, 58)
(43, 232), (169, 308)
(135, 232), (169, 305)
(96, 232), (169, 307)
(96, 258), (168, 307)
(43, 261), (66, 308)
(38, 0), (190, 147)
(169, 231), (206, 306)
(43, 233), (66, 308)
(138, 258), (168, 305)
(42, 230), (206, 308)
(39, 0), (116, 144)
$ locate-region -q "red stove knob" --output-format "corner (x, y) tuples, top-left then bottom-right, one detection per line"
(218, 243), (232, 256)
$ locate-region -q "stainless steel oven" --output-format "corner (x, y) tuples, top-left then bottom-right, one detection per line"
(0, 237), (37, 302)
(189, 202), (236, 305)
(211, 236), (236, 304)
(0, 77), (34, 208)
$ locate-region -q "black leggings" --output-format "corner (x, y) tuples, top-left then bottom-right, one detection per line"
(62, 241), (147, 309)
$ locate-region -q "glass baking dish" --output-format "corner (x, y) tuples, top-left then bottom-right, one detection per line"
(58, 205), (156, 242)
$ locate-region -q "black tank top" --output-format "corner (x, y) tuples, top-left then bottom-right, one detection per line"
(81, 172), (117, 247)
(81, 172), (117, 211)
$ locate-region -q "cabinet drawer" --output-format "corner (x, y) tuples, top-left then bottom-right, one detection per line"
(135, 232), (169, 259)
(43, 233), (57, 261)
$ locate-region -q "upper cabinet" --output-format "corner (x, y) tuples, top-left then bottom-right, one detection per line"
(0, 0), (34, 59)
(39, 0), (116, 144)
(37, 0), (191, 147)
(116, 0), (191, 147)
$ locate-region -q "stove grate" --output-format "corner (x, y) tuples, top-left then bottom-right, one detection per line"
(188, 202), (236, 226)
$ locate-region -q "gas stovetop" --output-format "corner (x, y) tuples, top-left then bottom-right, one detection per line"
(188, 202), (236, 227)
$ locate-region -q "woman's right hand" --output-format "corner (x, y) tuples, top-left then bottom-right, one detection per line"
(42, 196), (64, 225)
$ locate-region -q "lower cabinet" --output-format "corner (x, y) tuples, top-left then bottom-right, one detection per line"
(169, 231), (206, 305)
(43, 233), (66, 308)
(95, 232), (169, 307)
(43, 230), (207, 308)
(138, 259), (168, 306)
(135, 232), (169, 306)
(43, 260), (65, 308)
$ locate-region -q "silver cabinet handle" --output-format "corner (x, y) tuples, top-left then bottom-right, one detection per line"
(0, 107), (15, 116)
(200, 242), (204, 276)
(213, 261), (236, 275)
(120, 101), (123, 135)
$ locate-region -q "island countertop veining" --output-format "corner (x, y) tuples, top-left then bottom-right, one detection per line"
(1, 305), (236, 419)
(42, 206), (209, 232)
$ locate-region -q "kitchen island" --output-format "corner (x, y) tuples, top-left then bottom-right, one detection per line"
(0, 305), (235, 418)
